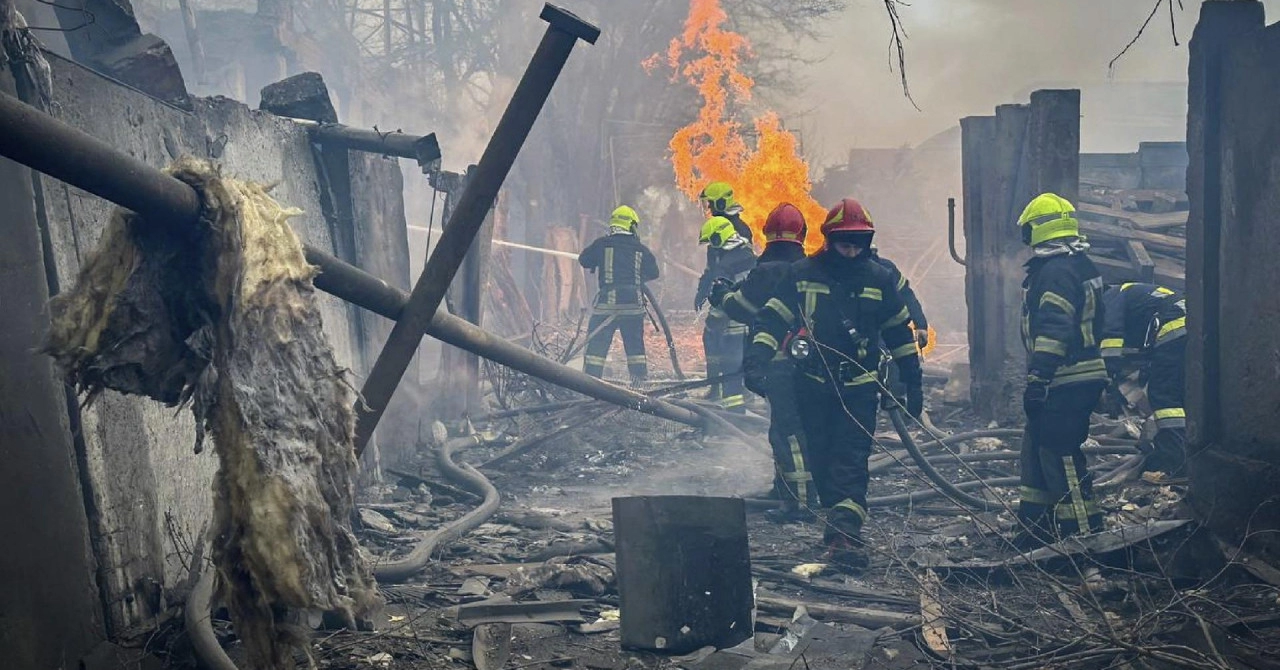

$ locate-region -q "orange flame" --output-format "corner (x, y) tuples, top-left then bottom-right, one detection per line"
(648, 0), (829, 253)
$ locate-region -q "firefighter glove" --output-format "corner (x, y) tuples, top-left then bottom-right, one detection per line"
(708, 277), (733, 308)
(915, 328), (929, 351)
(1023, 377), (1049, 417)
(906, 382), (924, 418)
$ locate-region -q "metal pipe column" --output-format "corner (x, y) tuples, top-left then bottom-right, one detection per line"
(353, 4), (600, 455)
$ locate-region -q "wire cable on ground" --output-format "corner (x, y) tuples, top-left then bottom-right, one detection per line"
(374, 435), (500, 582)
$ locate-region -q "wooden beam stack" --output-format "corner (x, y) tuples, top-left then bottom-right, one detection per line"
(1076, 183), (1187, 289)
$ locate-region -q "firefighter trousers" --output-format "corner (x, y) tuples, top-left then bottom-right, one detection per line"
(703, 325), (746, 411)
(765, 361), (818, 508)
(583, 312), (646, 380)
(1019, 380), (1106, 537)
(796, 381), (878, 543)
(1145, 337), (1187, 476)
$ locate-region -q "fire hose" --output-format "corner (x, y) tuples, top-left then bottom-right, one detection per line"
(374, 435), (501, 582)
(642, 284), (685, 380)
(716, 399), (1140, 513)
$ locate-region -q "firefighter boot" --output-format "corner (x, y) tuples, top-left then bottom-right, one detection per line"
(824, 509), (869, 572)
(1011, 502), (1057, 552)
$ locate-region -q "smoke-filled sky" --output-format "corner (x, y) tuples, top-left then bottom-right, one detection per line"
(779, 0), (1278, 155)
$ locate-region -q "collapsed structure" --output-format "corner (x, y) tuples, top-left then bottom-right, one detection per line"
(1, 0), (1280, 668)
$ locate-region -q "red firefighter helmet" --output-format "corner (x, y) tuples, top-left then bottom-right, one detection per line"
(821, 198), (875, 235)
(762, 203), (807, 244)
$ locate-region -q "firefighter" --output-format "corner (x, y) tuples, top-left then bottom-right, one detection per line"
(744, 198), (923, 570)
(578, 205), (659, 384)
(1100, 282), (1187, 477)
(869, 245), (930, 352)
(1015, 193), (1110, 549)
(867, 244), (930, 409)
(708, 203), (818, 520)
(699, 181), (755, 243)
(696, 215), (757, 411)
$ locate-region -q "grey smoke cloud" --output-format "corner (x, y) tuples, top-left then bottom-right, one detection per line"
(776, 0), (1279, 154)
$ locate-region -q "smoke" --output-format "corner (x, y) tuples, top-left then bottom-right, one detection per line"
(776, 0), (1279, 153)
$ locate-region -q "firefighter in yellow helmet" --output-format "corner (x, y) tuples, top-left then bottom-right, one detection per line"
(1014, 193), (1110, 549)
(699, 182), (753, 234)
(696, 215), (757, 411)
(578, 206), (659, 384)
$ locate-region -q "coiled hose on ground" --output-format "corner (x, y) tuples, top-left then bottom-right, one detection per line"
(887, 407), (1002, 510)
(375, 435), (501, 582)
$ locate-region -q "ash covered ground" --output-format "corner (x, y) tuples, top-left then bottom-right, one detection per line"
(235, 369), (1280, 670)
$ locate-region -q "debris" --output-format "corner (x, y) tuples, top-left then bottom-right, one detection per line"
(768, 607), (820, 655)
(359, 508), (398, 534)
(507, 556), (615, 597)
(573, 618), (621, 635)
(452, 597), (593, 626)
(755, 595), (922, 629)
(599, 609), (621, 621)
(43, 158), (375, 668)
(366, 652), (393, 667)
(752, 567), (914, 607)
(458, 577), (491, 597)
(526, 538), (614, 561)
(919, 570), (953, 658)
(472, 623), (513, 670)
(932, 519), (1194, 570)
(790, 563), (826, 579)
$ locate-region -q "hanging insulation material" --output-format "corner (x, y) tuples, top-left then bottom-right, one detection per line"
(45, 157), (377, 669)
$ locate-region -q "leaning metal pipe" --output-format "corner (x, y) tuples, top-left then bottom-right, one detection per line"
(354, 4), (600, 456)
(0, 91), (701, 431)
(374, 435), (499, 582)
(305, 248), (703, 428)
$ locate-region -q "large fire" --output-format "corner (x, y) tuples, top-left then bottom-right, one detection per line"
(647, 0), (829, 253)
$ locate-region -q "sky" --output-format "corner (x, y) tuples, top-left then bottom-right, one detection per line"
(778, 0), (1279, 155)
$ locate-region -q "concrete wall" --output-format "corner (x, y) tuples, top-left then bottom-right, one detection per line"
(1185, 2), (1280, 565)
(960, 90), (1080, 423)
(0, 68), (106, 670)
(2, 51), (411, 650)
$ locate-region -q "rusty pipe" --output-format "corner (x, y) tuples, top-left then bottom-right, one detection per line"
(304, 121), (442, 173)
(304, 248), (702, 428)
(0, 91), (202, 226)
(353, 4), (600, 455)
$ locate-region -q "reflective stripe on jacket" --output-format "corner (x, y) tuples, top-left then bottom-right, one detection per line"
(1021, 251), (1109, 388)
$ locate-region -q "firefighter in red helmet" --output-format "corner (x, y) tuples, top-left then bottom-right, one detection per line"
(709, 203), (818, 520)
(745, 198), (923, 570)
